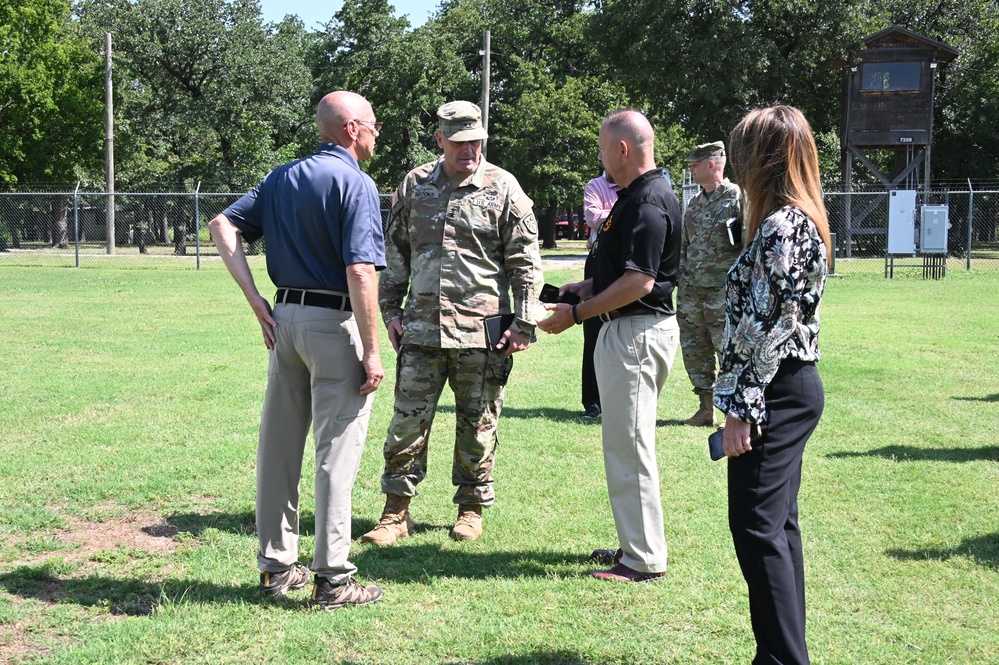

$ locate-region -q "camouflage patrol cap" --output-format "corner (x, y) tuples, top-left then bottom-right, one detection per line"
(437, 101), (489, 141)
(685, 141), (726, 163)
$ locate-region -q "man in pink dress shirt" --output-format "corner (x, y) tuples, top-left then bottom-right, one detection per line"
(579, 170), (622, 418)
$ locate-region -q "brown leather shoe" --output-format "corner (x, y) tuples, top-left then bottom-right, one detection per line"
(589, 548), (623, 566)
(591, 562), (666, 583)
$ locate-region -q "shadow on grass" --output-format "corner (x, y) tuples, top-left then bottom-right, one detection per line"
(656, 418), (689, 427)
(886, 532), (999, 570)
(163, 510), (381, 544)
(0, 543), (590, 616)
(951, 393), (999, 403)
(0, 563), (297, 616)
(826, 445), (999, 463)
(436, 404), (603, 423)
(345, 653), (587, 665)
(351, 542), (589, 584)
(435, 403), (691, 428)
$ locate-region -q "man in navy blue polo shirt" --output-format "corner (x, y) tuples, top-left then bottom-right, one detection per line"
(208, 90), (386, 610)
(538, 108), (681, 584)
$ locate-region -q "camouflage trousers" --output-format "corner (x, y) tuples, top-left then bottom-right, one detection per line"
(380, 344), (513, 506)
(677, 284), (727, 394)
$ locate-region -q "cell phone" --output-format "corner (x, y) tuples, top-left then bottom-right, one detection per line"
(538, 283), (581, 306)
(538, 284), (562, 303)
(725, 217), (742, 246)
(708, 430), (725, 461)
(710, 424), (763, 460)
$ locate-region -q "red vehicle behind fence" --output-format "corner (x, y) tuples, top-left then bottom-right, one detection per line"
(555, 213), (586, 240)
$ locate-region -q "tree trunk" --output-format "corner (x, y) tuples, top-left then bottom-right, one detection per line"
(50, 195), (69, 249)
(137, 207), (150, 254)
(160, 207), (169, 243)
(539, 203), (558, 249)
(172, 205), (186, 256)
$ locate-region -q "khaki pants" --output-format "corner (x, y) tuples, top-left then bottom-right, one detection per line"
(256, 301), (374, 583)
(594, 313), (679, 574)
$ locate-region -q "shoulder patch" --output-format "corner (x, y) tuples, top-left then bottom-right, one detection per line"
(511, 192), (534, 219)
(523, 214), (538, 236)
(391, 188), (404, 214)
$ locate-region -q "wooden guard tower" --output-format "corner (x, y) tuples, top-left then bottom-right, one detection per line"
(841, 26), (958, 256)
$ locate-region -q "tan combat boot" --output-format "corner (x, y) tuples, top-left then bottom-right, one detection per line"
(449, 505), (483, 541)
(683, 393), (718, 427)
(360, 494), (414, 546)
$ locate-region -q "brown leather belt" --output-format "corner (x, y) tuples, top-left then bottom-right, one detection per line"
(275, 288), (351, 311)
(598, 308), (660, 323)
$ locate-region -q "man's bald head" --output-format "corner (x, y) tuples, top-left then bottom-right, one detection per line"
(598, 108), (657, 188)
(601, 109), (654, 158)
(316, 91), (377, 161)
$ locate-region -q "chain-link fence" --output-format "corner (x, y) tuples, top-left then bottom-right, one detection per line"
(0, 191), (393, 270)
(679, 176), (999, 277)
(824, 189), (998, 276)
(1, 189), (997, 275)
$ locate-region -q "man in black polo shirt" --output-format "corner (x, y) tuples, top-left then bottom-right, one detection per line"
(538, 108), (681, 583)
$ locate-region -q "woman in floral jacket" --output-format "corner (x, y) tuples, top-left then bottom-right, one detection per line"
(714, 106), (831, 665)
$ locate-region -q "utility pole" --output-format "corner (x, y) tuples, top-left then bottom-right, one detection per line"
(104, 33), (115, 255)
(480, 29), (491, 160)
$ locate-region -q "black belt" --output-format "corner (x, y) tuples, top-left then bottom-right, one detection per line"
(598, 308), (663, 323)
(275, 288), (351, 311)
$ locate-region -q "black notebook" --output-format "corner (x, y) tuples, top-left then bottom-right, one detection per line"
(484, 314), (537, 351)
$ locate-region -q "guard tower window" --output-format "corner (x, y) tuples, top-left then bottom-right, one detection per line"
(861, 62), (920, 91)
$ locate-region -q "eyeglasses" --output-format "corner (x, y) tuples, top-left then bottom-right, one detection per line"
(348, 119), (383, 133)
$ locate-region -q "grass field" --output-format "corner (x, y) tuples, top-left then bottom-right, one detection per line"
(0, 263), (997, 664)
(2, 238), (999, 277)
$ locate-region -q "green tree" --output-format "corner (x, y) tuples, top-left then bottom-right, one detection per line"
(77, 0), (314, 192)
(309, 0), (475, 190)
(595, 0), (999, 185)
(0, 0), (104, 249)
(429, 0), (631, 247)
(594, 0), (864, 143)
(861, 0), (999, 184)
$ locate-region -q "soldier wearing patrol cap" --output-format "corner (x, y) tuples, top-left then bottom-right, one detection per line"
(361, 100), (543, 546)
(678, 141), (745, 427)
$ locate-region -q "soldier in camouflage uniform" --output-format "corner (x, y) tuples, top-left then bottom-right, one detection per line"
(678, 141), (744, 427)
(361, 101), (542, 545)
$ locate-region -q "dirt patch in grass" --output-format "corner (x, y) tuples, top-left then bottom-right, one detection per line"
(0, 510), (186, 655)
(0, 620), (53, 662)
(59, 512), (181, 560)
(7, 510), (181, 568)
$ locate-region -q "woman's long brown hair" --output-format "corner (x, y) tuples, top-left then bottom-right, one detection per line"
(728, 106), (831, 264)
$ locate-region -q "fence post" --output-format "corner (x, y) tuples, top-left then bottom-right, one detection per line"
(73, 181), (81, 268)
(829, 232), (836, 275)
(966, 179), (974, 271)
(195, 181), (202, 270)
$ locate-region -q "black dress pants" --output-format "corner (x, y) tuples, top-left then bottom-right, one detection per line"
(581, 252), (602, 410)
(728, 359), (823, 665)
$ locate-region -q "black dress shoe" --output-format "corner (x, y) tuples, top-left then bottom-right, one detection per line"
(591, 562), (667, 583)
(581, 405), (601, 419)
